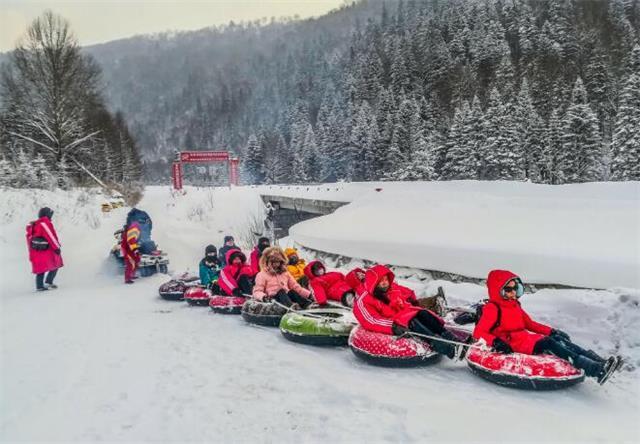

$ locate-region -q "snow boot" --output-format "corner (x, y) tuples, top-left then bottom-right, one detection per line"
(36, 287), (48, 292)
(46, 284), (58, 289)
(597, 356), (621, 385)
(432, 331), (460, 360)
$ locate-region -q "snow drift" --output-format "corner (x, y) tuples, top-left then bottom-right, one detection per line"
(286, 181), (640, 289)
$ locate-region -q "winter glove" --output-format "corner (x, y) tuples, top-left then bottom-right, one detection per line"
(551, 329), (570, 342)
(54, 248), (61, 255)
(232, 288), (243, 297)
(492, 338), (513, 354)
(392, 323), (409, 336)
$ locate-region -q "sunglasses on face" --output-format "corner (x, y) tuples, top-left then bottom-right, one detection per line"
(503, 286), (517, 293)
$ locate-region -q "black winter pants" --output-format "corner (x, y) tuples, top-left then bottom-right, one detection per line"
(36, 269), (58, 289)
(274, 289), (311, 309)
(533, 336), (604, 377)
(408, 309), (456, 359)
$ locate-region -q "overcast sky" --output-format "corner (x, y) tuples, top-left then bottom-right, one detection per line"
(0, 0), (346, 52)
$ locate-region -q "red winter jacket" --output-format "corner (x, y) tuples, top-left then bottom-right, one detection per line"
(473, 270), (552, 355)
(26, 216), (63, 274)
(219, 249), (253, 295)
(353, 264), (435, 334)
(249, 247), (261, 277)
(304, 261), (353, 305)
(345, 268), (366, 296)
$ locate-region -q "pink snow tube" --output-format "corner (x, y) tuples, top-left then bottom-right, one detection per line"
(184, 287), (212, 306)
(209, 295), (246, 314)
(348, 326), (440, 367)
(466, 348), (585, 390)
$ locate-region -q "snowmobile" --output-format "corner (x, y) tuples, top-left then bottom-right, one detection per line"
(110, 229), (170, 276)
(111, 208), (170, 277)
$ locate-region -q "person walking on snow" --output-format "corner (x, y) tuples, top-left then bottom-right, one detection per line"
(304, 261), (356, 307)
(353, 264), (466, 360)
(252, 247), (313, 309)
(249, 237), (271, 276)
(26, 207), (63, 291)
(121, 219), (141, 284)
(218, 235), (236, 266)
(473, 269), (622, 385)
(199, 244), (221, 289)
(218, 249), (254, 296)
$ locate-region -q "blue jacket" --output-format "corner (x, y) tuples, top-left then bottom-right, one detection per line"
(199, 258), (220, 285)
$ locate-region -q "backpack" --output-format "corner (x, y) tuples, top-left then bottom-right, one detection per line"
(27, 222), (50, 251)
(453, 299), (501, 332)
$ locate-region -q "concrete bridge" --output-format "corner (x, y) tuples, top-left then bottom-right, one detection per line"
(260, 194), (347, 238)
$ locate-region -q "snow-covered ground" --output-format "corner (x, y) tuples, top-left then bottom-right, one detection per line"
(1, 185), (639, 442)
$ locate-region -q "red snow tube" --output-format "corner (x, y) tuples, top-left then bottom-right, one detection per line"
(348, 326), (440, 367)
(209, 295), (246, 314)
(158, 275), (199, 301)
(184, 287), (211, 306)
(466, 348), (585, 390)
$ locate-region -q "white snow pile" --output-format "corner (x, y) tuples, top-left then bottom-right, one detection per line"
(287, 180), (640, 290)
(1, 184), (639, 442)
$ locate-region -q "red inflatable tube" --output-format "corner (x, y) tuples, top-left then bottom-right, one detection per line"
(209, 295), (246, 314)
(348, 326), (440, 367)
(183, 287), (212, 306)
(466, 348), (585, 390)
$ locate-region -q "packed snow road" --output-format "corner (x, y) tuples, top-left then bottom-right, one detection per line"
(1, 186), (638, 442)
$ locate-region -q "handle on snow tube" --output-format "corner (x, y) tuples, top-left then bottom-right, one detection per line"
(398, 331), (484, 351)
(271, 300), (357, 325)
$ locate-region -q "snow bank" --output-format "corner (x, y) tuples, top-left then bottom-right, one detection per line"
(288, 181), (640, 289)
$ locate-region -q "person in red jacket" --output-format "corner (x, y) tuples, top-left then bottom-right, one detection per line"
(473, 269), (621, 384)
(353, 264), (466, 360)
(249, 237), (270, 277)
(26, 207), (63, 291)
(304, 261), (355, 307)
(121, 220), (141, 284)
(345, 267), (366, 297)
(219, 249), (254, 296)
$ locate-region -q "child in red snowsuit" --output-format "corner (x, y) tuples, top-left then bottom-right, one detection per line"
(473, 269), (620, 384)
(304, 261), (355, 307)
(219, 249), (254, 296)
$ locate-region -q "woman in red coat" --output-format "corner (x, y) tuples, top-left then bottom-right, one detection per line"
(473, 269), (621, 384)
(352, 264), (465, 360)
(304, 261), (355, 307)
(26, 207), (63, 291)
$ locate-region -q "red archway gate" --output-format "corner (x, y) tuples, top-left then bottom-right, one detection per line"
(172, 151), (240, 190)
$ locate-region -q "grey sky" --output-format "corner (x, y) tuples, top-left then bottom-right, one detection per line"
(0, 0), (347, 51)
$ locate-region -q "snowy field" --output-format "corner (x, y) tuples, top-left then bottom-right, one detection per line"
(1, 185), (639, 442)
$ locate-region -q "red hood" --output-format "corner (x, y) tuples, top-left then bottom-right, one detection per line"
(364, 265), (395, 295)
(345, 267), (365, 290)
(225, 248), (246, 265)
(487, 269), (520, 305)
(304, 260), (325, 279)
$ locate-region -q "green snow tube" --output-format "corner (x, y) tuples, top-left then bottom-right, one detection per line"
(279, 308), (356, 346)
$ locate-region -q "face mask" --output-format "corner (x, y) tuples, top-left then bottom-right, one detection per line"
(373, 287), (388, 299)
(288, 257), (299, 265)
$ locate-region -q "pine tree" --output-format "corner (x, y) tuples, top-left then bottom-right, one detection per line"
(610, 72), (640, 180)
(0, 156), (15, 187)
(516, 79), (545, 182)
(543, 109), (563, 184)
(559, 77), (603, 183)
(302, 123), (321, 182)
(291, 146), (307, 183)
(243, 134), (264, 184)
